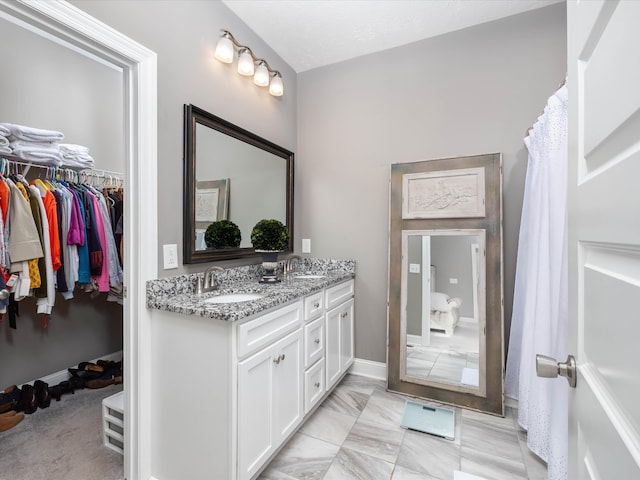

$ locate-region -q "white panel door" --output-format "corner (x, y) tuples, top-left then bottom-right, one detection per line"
(237, 347), (273, 480)
(568, 1), (640, 478)
(326, 307), (341, 389)
(340, 298), (355, 371)
(273, 329), (303, 444)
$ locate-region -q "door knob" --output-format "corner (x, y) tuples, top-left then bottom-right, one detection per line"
(536, 354), (577, 388)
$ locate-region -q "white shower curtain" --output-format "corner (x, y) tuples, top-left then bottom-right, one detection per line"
(505, 83), (568, 480)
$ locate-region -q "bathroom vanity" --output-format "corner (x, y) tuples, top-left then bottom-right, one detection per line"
(146, 260), (355, 480)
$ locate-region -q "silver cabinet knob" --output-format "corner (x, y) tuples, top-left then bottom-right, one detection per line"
(536, 354), (577, 388)
(313, 302), (320, 308)
(341, 311), (348, 318)
(273, 356), (281, 365)
(314, 382), (320, 388)
(314, 338), (320, 344)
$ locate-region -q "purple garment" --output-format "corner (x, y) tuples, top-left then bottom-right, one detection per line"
(66, 187), (85, 246)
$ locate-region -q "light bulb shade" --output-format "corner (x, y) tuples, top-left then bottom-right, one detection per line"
(253, 62), (269, 87)
(269, 74), (284, 97)
(237, 49), (255, 76)
(214, 35), (234, 63)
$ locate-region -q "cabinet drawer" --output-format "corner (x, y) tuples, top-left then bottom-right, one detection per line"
(304, 359), (325, 414)
(325, 279), (354, 310)
(237, 301), (303, 358)
(304, 316), (324, 368)
(304, 292), (324, 320)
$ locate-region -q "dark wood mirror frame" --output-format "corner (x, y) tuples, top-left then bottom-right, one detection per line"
(183, 104), (294, 263)
(388, 153), (504, 415)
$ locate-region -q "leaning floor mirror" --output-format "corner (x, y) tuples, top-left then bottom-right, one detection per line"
(387, 153), (504, 415)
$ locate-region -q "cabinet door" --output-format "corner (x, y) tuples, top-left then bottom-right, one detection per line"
(238, 329), (302, 480)
(273, 329), (303, 444)
(339, 298), (355, 372)
(325, 306), (342, 389)
(238, 346), (274, 480)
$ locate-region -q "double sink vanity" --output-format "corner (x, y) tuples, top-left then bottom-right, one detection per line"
(146, 258), (355, 480)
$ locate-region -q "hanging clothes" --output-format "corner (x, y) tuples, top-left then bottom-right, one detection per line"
(505, 84), (568, 480)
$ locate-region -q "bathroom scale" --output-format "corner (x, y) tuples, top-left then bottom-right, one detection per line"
(400, 400), (455, 440)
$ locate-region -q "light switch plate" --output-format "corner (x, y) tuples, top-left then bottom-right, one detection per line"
(449, 278), (458, 284)
(409, 263), (420, 274)
(163, 244), (178, 269)
(302, 238), (311, 253)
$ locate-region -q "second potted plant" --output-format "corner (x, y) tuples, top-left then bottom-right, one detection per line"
(251, 219), (289, 283)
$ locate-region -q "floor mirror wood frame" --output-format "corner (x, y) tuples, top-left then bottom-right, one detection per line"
(388, 153), (504, 416)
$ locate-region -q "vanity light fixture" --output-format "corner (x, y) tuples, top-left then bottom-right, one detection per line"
(214, 29), (284, 97)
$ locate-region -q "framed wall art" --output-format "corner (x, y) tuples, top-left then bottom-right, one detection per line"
(402, 167), (485, 219)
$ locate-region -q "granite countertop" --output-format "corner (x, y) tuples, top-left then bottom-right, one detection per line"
(146, 258), (355, 322)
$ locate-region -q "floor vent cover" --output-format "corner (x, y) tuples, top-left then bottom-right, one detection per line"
(400, 401), (455, 440)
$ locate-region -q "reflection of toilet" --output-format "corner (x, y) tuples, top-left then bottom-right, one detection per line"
(195, 229), (206, 250)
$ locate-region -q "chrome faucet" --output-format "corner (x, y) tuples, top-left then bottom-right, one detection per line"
(196, 266), (224, 294)
(284, 255), (302, 276)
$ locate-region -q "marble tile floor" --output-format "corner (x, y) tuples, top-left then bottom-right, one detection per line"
(406, 346), (478, 386)
(258, 374), (547, 480)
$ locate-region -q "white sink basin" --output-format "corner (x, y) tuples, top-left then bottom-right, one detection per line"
(204, 293), (264, 304)
(293, 274), (326, 279)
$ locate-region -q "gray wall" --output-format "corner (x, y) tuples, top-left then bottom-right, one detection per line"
(70, 0), (298, 273)
(0, 15), (124, 386)
(297, 4), (567, 363)
(431, 235), (476, 319)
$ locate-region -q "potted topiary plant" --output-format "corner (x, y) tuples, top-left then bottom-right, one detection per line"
(204, 219), (242, 249)
(250, 219), (289, 283)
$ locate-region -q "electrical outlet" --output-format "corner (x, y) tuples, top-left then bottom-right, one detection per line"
(302, 238), (311, 253)
(409, 263), (420, 274)
(163, 244), (178, 269)
(449, 278), (458, 284)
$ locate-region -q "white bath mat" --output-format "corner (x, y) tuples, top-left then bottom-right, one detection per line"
(460, 367), (479, 387)
(400, 401), (455, 440)
(453, 471), (489, 480)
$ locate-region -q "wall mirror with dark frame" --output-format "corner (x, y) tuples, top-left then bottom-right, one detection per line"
(183, 104), (294, 263)
(388, 153), (504, 415)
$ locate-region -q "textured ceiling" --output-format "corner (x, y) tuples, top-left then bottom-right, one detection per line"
(222, 0), (564, 73)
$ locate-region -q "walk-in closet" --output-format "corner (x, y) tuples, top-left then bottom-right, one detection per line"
(0, 9), (126, 479)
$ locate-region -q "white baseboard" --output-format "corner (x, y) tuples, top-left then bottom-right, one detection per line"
(406, 334), (422, 346)
(348, 358), (387, 381)
(26, 350), (123, 387)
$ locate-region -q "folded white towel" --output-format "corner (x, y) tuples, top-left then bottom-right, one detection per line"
(60, 153), (95, 168)
(0, 122), (64, 142)
(0, 125), (10, 137)
(9, 139), (57, 150)
(11, 145), (62, 166)
(0, 146), (11, 155)
(59, 143), (90, 155)
(0, 136), (8, 147)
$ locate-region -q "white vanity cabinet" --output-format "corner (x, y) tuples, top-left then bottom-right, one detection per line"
(149, 278), (354, 480)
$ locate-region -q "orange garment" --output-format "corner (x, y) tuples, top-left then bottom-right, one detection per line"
(31, 180), (61, 272)
(0, 178), (8, 224)
(15, 181), (41, 289)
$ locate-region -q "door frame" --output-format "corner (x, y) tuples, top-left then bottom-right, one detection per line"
(0, 1), (158, 479)
(421, 235), (431, 346)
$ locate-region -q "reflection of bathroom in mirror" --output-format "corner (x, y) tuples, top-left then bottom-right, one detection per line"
(183, 104), (294, 263)
(388, 153), (503, 415)
(402, 230), (486, 396)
